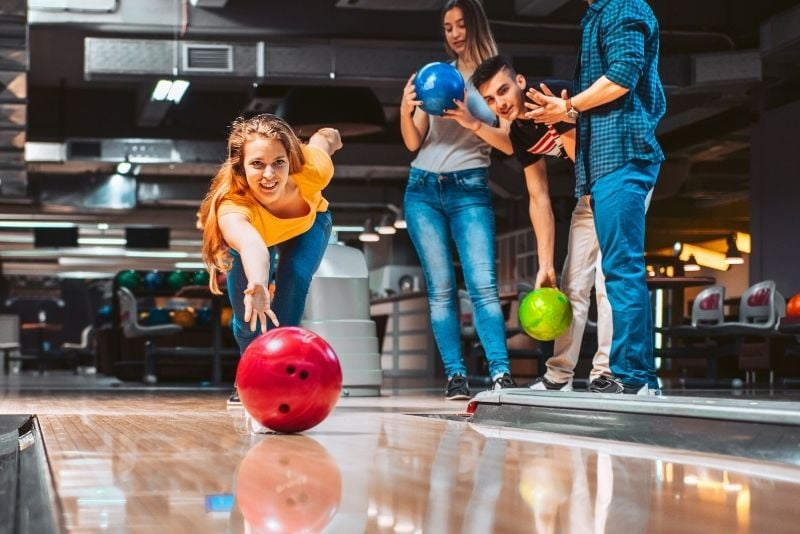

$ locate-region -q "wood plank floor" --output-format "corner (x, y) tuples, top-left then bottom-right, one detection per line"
(2, 391), (799, 533)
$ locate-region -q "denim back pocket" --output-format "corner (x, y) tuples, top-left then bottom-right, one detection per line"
(454, 169), (489, 191)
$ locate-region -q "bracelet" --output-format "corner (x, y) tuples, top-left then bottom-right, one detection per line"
(567, 98), (580, 113)
(472, 122), (482, 133)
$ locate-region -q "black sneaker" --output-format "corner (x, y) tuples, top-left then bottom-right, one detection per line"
(492, 373), (518, 391)
(446, 375), (471, 400)
(588, 376), (650, 395)
(227, 388), (241, 406)
(529, 376), (574, 391)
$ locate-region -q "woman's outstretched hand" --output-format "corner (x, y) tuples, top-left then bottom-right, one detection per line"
(243, 282), (279, 334)
(309, 128), (343, 155)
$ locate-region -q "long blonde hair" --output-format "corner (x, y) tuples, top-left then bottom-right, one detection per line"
(197, 114), (305, 294)
(442, 0), (498, 69)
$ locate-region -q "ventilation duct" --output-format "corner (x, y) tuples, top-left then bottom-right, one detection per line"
(263, 43), (439, 82)
(83, 37), (585, 86)
(84, 38), (263, 80)
(692, 50), (761, 86)
(29, 0), (117, 11)
(182, 43), (233, 72)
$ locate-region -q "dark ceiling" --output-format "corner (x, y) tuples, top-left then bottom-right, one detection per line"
(3, 0), (800, 275)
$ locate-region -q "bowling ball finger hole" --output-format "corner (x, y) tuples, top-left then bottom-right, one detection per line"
(286, 365), (296, 375)
(299, 370), (309, 380)
(279, 403), (290, 413)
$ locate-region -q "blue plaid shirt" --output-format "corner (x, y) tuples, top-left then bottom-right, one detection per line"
(574, 0), (666, 197)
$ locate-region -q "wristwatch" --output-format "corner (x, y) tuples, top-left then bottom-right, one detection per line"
(566, 98), (580, 120)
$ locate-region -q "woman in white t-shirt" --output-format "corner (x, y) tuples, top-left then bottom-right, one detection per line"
(399, 0), (516, 400)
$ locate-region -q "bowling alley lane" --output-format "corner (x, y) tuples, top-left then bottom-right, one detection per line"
(2, 391), (800, 533)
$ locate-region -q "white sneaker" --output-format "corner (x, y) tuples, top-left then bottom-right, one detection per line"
(529, 376), (574, 391)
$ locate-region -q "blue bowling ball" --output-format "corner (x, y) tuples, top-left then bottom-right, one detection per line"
(414, 62), (465, 116)
(148, 308), (171, 326)
(195, 307), (212, 326)
(144, 271), (165, 291)
(97, 305), (112, 323)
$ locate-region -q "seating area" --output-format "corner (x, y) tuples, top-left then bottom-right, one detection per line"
(657, 279), (800, 386)
(1, 312), (96, 376)
(116, 286), (239, 385)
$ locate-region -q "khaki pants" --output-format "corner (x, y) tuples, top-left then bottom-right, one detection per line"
(546, 195), (611, 382)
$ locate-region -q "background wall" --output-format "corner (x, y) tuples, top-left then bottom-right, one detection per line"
(750, 99), (800, 299)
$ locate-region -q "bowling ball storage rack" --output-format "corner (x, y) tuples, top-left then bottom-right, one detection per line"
(110, 270), (238, 385)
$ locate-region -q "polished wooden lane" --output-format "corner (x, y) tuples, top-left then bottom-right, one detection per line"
(1, 392), (799, 533)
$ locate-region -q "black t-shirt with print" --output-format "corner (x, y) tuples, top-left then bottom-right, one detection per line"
(510, 80), (576, 168)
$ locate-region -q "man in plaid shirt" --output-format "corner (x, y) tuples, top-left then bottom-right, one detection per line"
(527, 0), (665, 395)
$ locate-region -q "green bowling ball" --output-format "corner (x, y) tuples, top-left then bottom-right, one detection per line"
(190, 270), (210, 286)
(518, 287), (573, 341)
(166, 270), (190, 291)
(117, 270), (142, 290)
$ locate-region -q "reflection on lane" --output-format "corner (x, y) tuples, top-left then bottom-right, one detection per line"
(31, 395), (800, 533)
(233, 435), (342, 533)
(358, 417), (800, 533)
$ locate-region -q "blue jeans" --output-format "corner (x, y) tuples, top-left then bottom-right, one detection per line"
(227, 211), (332, 353)
(404, 166), (510, 378)
(590, 160), (660, 386)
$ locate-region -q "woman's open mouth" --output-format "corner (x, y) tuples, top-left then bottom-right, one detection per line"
(259, 180), (279, 192)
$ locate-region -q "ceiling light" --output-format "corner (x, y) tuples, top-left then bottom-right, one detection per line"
(151, 80), (173, 101)
(358, 219), (380, 242)
(735, 232), (751, 254)
(124, 250), (194, 259)
(78, 237), (127, 246)
(116, 160), (133, 175)
(332, 225), (365, 233)
(683, 254), (700, 272)
(175, 262), (207, 269)
(166, 80), (190, 103)
(0, 221), (74, 229)
(725, 235), (744, 265)
(376, 214), (397, 235)
(677, 244), (729, 271)
(151, 79), (190, 104)
(387, 203), (407, 229)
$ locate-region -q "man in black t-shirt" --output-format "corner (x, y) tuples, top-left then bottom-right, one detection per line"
(472, 55), (618, 393)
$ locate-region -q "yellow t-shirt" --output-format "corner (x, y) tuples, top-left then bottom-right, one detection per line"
(218, 144), (333, 247)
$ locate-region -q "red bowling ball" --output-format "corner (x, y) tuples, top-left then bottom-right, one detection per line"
(236, 435), (341, 533)
(236, 327), (342, 433)
(787, 293), (800, 319)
